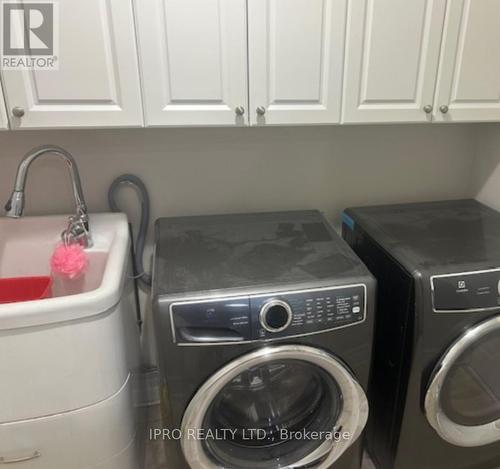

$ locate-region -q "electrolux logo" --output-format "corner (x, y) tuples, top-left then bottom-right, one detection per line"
(1, 0), (58, 70)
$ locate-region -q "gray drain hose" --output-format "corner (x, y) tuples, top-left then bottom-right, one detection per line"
(108, 174), (152, 286)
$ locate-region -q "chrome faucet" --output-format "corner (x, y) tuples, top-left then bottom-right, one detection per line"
(4, 145), (93, 248)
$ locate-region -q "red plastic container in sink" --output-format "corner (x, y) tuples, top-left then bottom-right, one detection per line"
(0, 276), (53, 304)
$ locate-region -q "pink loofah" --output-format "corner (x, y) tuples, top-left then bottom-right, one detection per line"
(50, 243), (89, 279)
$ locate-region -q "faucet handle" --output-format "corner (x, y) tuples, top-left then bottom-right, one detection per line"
(62, 214), (92, 248)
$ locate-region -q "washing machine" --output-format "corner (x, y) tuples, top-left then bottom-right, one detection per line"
(153, 210), (374, 469)
(342, 199), (500, 469)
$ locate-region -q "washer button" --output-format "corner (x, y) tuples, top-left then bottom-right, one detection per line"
(353, 306), (361, 314)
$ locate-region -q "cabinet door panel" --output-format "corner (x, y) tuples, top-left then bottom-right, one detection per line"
(248, 0), (346, 125)
(2, 0), (143, 129)
(136, 0), (248, 126)
(0, 83), (7, 130)
(434, 0), (500, 122)
(343, 0), (446, 123)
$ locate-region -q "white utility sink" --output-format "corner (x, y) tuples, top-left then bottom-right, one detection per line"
(0, 213), (141, 469)
(0, 213), (129, 330)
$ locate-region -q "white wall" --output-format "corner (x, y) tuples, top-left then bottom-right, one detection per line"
(0, 124), (478, 233)
(475, 124), (500, 209)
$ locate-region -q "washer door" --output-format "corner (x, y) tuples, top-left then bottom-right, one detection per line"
(181, 345), (368, 469)
(425, 315), (500, 447)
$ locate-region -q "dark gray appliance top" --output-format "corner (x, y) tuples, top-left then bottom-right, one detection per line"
(344, 199), (500, 274)
(154, 210), (369, 298)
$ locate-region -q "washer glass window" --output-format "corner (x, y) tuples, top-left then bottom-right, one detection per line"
(440, 328), (500, 426)
(181, 346), (368, 469)
(425, 316), (500, 447)
(202, 359), (341, 468)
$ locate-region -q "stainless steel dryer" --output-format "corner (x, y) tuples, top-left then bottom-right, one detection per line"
(153, 210), (374, 469)
(343, 199), (500, 469)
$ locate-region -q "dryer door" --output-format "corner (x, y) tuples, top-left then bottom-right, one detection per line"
(181, 345), (368, 469)
(425, 315), (500, 447)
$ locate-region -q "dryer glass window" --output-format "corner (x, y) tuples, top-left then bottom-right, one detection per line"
(201, 359), (342, 468)
(440, 329), (500, 426)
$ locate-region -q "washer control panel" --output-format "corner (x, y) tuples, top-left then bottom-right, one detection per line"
(432, 269), (500, 311)
(252, 285), (365, 340)
(170, 285), (365, 344)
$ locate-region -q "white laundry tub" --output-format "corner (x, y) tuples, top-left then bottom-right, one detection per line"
(0, 214), (141, 468)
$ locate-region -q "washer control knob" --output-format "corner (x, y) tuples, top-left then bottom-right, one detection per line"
(260, 299), (293, 333)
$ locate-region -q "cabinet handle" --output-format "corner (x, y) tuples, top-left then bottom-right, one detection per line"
(12, 107), (25, 118)
(256, 106), (266, 116)
(423, 105), (433, 114)
(0, 451), (41, 464)
(440, 105), (449, 114)
(235, 106), (245, 116)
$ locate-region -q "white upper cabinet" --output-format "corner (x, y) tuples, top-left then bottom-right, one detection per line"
(248, 0), (346, 125)
(2, 0), (143, 129)
(1, 0), (500, 128)
(0, 85), (7, 130)
(135, 0), (248, 127)
(343, 0), (446, 123)
(434, 0), (500, 122)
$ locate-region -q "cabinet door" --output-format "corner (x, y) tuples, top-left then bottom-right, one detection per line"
(248, 0), (346, 125)
(343, 0), (446, 123)
(135, 0), (248, 127)
(2, 0), (143, 129)
(434, 0), (500, 122)
(0, 83), (7, 130)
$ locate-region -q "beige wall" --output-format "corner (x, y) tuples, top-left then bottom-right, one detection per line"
(0, 124), (479, 235)
(475, 124), (500, 209)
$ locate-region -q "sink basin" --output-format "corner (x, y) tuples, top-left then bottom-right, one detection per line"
(0, 211), (141, 469)
(0, 213), (129, 330)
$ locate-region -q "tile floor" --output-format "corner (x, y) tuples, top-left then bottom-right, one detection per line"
(142, 405), (166, 469)
(143, 405), (377, 469)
